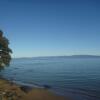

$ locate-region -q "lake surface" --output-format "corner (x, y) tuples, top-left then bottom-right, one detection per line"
(0, 57), (100, 100)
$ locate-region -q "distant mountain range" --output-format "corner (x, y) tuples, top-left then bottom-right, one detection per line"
(50, 55), (100, 58)
(13, 55), (100, 59)
(68, 55), (100, 58)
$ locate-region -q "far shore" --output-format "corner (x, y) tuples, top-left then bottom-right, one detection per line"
(0, 78), (70, 100)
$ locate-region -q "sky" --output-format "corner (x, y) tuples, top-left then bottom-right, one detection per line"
(0, 0), (100, 57)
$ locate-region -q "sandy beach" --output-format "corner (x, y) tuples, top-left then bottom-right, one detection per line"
(0, 79), (70, 100)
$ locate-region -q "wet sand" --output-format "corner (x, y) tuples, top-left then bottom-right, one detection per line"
(0, 79), (70, 100)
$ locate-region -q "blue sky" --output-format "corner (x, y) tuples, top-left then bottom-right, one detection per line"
(0, 0), (100, 57)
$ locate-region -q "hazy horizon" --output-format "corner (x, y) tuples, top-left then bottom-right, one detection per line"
(12, 54), (100, 59)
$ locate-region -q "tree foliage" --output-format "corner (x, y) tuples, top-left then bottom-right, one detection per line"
(0, 30), (12, 67)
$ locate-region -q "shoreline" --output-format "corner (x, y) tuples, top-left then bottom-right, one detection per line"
(0, 78), (70, 100)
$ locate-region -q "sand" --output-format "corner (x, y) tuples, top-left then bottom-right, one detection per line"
(0, 79), (70, 100)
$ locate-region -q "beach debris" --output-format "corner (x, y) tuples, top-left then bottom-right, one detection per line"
(0, 89), (22, 100)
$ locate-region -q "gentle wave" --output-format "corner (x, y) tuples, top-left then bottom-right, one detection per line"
(0, 57), (100, 100)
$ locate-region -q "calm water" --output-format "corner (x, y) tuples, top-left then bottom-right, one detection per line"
(0, 57), (100, 100)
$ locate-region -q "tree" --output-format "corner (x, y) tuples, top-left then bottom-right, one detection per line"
(0, 30), (12, 67)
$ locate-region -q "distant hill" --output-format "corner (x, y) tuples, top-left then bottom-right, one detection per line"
(13, 55), (100, 59)
(70, 55), (100, 58)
